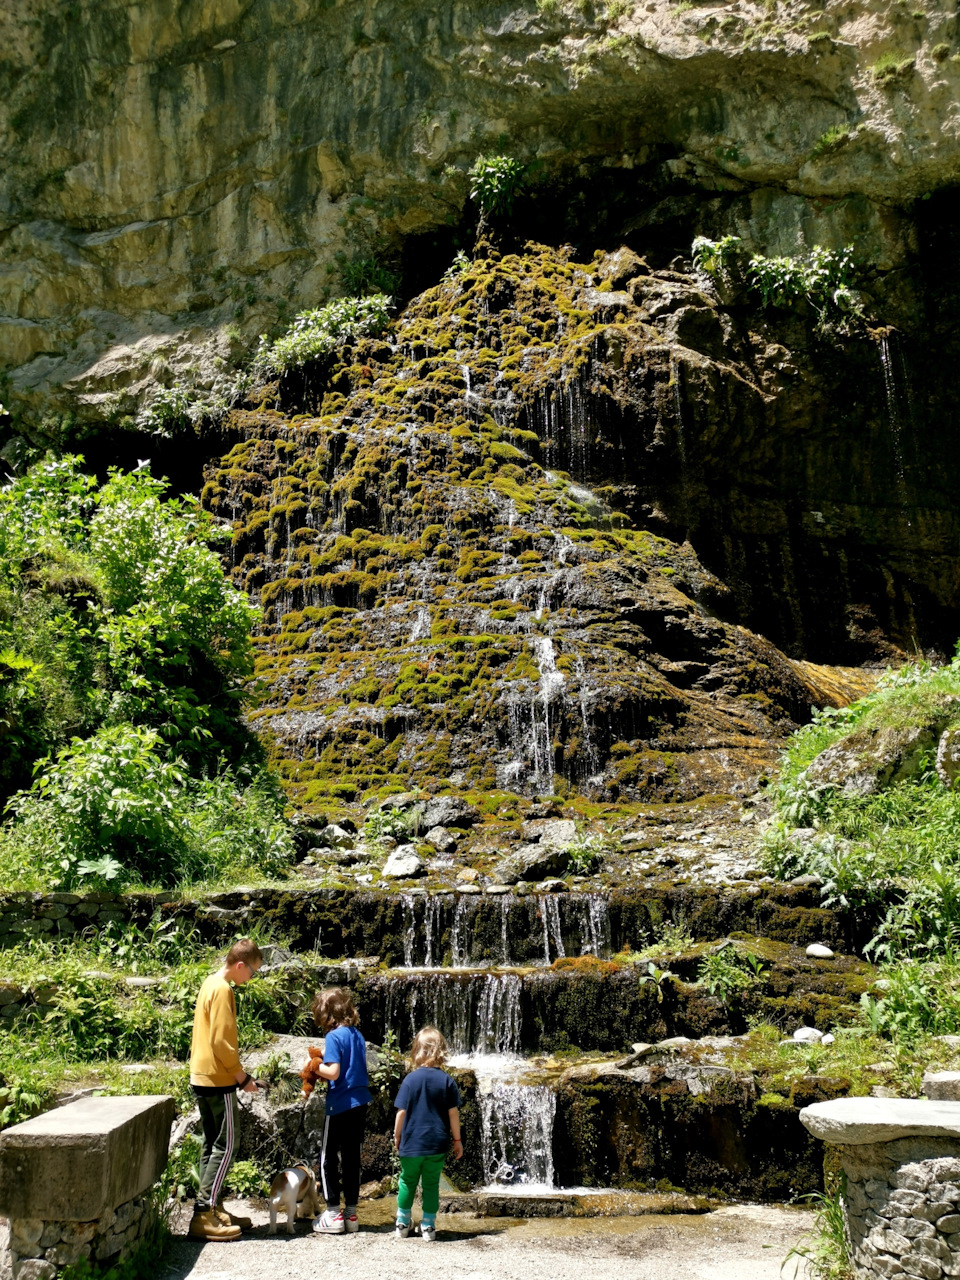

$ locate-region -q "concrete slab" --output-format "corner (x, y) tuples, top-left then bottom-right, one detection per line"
(800, 1097), (960, 1145)
(0, 1095), (175, 1221)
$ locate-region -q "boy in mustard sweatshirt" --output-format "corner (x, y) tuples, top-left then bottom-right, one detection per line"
(188, 937), (263, 1241)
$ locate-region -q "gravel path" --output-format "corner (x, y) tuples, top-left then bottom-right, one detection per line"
(162, 1201), (813, 1280)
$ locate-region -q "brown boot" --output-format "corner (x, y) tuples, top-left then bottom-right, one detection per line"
(216, 1203), (252, 1231)
(188, 1207), (241, 1241)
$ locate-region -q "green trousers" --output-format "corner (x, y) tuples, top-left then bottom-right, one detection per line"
(397, 1153), (447, 1216)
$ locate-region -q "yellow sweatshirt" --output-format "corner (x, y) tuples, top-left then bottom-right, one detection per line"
(189, 972), (242, 1087)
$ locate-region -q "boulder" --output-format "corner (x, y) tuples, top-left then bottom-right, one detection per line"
(493, 845), (566, 885)
(318, 824), (355, 849)
(420, 796), (480, 830)
(805, 724), (946, 797)
(937, 729), (960, 789)
(521, 818), (578, 847)
(381, 846), (424, 879)
(806, 944), (835, 959)
(424, 825), (457, 853)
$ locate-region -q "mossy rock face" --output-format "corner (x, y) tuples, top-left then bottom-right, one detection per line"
(553, 1067), (826, 1198)
(203, 244), (869, 812)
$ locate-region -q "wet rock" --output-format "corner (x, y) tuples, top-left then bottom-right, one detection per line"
(319, 824), (356, 850)
(522, 819), (578, 848)
(421, 797), (480, 830)
(424, 825), (457, 853)
(381, 846), (424, 879)
(493, 845), (566, 885)
(456, 867), (480, 882)
(807, 944), (835, 959)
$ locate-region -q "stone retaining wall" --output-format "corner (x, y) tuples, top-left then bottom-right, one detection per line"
(840, 1138), (960, 1279)
(6, 1191), (156, 1279)
(801, 1098), (960, 1280)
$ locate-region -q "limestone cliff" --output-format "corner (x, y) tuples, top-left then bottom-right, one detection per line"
(2, 0), (959, 430)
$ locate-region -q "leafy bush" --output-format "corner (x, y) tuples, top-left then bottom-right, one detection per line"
(697, 946), (765, 1005)
(859, 953), (960, 1043)
(256, 295), (392, 376)
(338, 254), (400, 297)
(227, 1158), (269, 1197)
(565, 832), (606, 875)
(785, 1182), (854, 1280)
(5, 726), (293, 889)
(468, 154), (526, 218)
(692, 237), (861, 322)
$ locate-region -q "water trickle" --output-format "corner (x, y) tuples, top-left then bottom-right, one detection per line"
(450, 896), (473, 968)
(402, 894), (417, 968)
(423, 895), (443, 968)
(530, 637), (566, 794)
(878, 333), (913, 527)
(409, 606), (430, 642)
(576, 893), (611, 957)
(540, 896), (565, 963)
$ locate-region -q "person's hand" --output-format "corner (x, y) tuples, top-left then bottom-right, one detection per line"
(452, 1138), (464, 1161)
(242, 1076), (259, 1094)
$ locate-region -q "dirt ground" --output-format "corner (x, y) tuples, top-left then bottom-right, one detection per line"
(161, 1199), (814, 1280)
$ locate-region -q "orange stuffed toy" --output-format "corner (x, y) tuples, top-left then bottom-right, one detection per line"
(300, 1046), (325, 1099)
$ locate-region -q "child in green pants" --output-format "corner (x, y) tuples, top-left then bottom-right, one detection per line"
(393, 1026), (463, 1242)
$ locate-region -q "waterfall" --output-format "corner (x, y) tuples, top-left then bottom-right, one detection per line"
(423, 894), (443, 967)
(480, 1083), (557, 1189)
(540, 896), (565, 963)
(450, 896), (472, 968)
(402, 893), (417, 968)
(530, 637), (565, 794)
(576, 893), (611, 957)
(381, 972), (523, 1055)
(500, 896), (512, 966)
(574, 655), (598, 777)
(878, 333), (914, 528)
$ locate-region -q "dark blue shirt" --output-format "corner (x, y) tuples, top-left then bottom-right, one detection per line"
(394, 1067), (461, 1157)
(323, 1025), (372, 1116)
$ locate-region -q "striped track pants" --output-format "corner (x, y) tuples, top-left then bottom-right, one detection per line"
(195, 1089), (240, 1210)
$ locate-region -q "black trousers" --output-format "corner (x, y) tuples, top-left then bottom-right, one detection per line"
(318, 1103), (367, 1208)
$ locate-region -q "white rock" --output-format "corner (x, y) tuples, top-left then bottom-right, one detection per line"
(381, 846), (424, 879)
(820, 1033), (835, 1046)
(806, 943), (835, 959)
(320, 824), (355, 849)
(793, 1026), (824, 1043)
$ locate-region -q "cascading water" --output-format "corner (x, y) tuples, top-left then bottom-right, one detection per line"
(383, 971), (523, 1055)
(530, 637), (565, 794)
(540, 895), (565, 963)
(878, 333), (914, 528)
(479, 1081), (557, 1189)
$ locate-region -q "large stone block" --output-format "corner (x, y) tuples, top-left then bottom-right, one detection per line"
(0, 1095), (174, 1222)
(801, 1099), (960, 1146)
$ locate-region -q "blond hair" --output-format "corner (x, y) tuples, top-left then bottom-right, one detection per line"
(410, 1025), (448, 1069)
(312, 986), (360, 1031)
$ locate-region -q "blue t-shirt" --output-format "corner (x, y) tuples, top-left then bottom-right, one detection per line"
(323, 1025), (372, 1116)
(394, 1067), (461, 1157)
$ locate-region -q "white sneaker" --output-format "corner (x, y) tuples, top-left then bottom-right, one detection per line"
(421, 1225), (437, 1242)
(344, 1212), (359, 1233)
(395, 1223), (411, 1239)
(313, 1209), (345, 1234)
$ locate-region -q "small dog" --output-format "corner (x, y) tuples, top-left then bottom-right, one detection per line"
(268, 1164), (321, 1235)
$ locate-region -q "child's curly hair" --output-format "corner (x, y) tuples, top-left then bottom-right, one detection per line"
(410, 1025), (448, 1069)
(311, 986), (360, 1032)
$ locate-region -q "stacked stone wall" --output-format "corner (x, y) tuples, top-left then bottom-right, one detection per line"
(839, 1138), (960, 1279)
(6, 1193), (156, 1279)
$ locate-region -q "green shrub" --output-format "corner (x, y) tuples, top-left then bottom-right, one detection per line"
(338, 254), (400, 297)
(256, 295), (392, 376)
(468, 154), (526, 218)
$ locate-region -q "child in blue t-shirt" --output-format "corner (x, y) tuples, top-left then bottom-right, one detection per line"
(310, 987), (372, 1235)
(393, 1026), (463, 1243)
